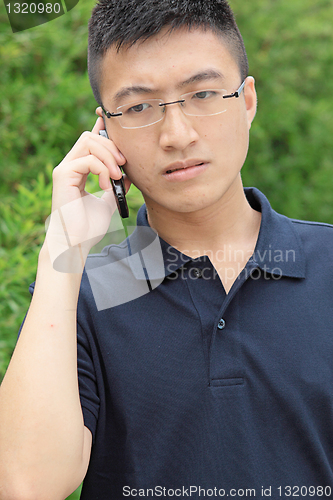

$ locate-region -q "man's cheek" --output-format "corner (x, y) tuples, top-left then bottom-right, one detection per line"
(122, 162), (145, 190)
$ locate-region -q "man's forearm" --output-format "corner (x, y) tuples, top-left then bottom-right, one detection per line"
(0, 243), (89, 500)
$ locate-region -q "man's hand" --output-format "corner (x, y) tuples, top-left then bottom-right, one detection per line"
(46, 115), (131, 272)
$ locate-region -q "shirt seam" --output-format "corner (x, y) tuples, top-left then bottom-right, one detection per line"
(290, 219), (333, 229)
(184, 274), (211, 386)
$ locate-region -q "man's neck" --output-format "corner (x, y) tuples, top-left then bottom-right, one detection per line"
(146, 179), (259, 254)
(145, 177), (262, 293)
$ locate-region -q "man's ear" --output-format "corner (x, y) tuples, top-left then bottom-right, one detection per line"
(244, 77), (257, 129)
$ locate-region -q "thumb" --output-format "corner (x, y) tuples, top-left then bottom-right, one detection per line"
(91, 115), (105, 135)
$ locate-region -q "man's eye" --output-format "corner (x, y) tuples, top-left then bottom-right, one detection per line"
(127, 103), (151, 114)
(193, 91), (216, 100)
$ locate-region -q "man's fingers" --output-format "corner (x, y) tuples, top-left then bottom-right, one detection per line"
(95, 106), (103, 118)
(64, 133), (125, 174)
(91, 116), (105, 134)
(56, 155), (116, 192)
(92, 114), (127, 165)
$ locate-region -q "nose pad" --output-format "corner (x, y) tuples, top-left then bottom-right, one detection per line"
(160, 99), (190, 124)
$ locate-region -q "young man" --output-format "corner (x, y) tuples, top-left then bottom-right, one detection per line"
(1, 1), (333, 499)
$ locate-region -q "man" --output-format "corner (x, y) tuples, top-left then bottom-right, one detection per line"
(1, 1), (333, 499)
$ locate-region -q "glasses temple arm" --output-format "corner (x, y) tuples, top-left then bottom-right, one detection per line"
(223, 79), (246, 99)
(101, 106), (122, 119)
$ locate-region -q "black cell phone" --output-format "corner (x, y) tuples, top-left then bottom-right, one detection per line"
(99, 129), (129, 219)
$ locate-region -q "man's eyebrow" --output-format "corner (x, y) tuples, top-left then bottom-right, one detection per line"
(113, 85), (156, 103)
(177, 69), (225, 88)
(112, 70), (225, 103)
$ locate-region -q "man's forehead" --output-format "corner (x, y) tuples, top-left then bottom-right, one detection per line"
(111, 69), (226, 103)
(99, 28), (238, 102)
(103, 26), (234, 63)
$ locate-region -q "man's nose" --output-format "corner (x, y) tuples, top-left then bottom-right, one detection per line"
(158, 102), (200, 151)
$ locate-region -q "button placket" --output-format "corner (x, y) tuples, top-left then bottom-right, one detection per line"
(209, 261), (260, 386)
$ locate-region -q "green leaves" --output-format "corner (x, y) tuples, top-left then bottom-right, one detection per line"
(0, 166), (52, 380)
(0, 0), (97, 192)
(231, 0), (333, 221)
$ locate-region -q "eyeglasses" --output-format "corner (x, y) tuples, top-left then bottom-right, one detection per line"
(102, 79), (246, 129)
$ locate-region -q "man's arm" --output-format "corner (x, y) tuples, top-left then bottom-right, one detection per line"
(0, 250), (92, 500)
(0, 116), (127, 500)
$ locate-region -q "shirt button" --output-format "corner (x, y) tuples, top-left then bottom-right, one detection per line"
(192, 268), (202, 278)
(217, 318), (226, 330)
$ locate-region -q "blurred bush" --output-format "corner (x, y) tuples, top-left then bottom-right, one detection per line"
(0, 166), (52, 383)
(0, 0), (96, 193)
(234, 0), (333, 221)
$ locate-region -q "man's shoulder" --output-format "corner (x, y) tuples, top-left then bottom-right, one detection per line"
(289, 216), (333, 244)
(286, 216), (333, 271)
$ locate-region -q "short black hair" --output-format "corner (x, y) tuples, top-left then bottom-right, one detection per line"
(88, 0), (249, 106)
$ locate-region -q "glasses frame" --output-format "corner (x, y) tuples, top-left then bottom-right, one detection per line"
(102, 79), (246, 129)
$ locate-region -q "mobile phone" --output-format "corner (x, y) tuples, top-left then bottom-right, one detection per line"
(99, 129), (129, 219)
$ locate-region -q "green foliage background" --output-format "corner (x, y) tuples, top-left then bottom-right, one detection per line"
(0, 0), (333, 498)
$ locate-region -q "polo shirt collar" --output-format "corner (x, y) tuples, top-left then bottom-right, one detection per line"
(247, 188), (305, 278)
(128, 187), (306, 280)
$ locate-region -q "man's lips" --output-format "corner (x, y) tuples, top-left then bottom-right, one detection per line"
(163, 159), (207, 175)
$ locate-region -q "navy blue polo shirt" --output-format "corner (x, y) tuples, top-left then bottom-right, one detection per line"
(30, 188), (333, 498)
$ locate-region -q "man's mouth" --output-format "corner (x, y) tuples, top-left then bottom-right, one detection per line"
(165, 161), (206, 175)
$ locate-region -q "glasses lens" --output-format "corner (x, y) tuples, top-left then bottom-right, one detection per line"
(114, 90), (229, 128)
(182, 89), (228, 116)
(118, 99), (163, 129)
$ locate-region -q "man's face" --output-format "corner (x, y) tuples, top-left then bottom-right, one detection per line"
(99, 28), (257, 216)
